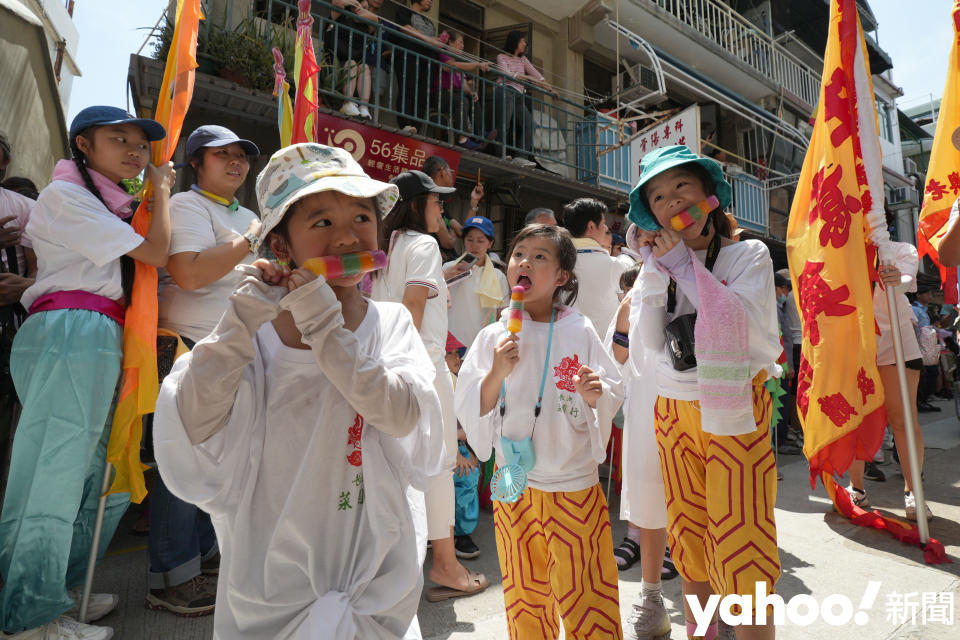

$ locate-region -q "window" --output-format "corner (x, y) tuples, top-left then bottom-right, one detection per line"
(876, 99), (894, 142)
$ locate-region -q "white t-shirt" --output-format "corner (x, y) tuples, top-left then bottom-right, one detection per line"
(22, 181), (143, 309)
(874, 241), (922, 365)
(455, 307), (623, 493)
(571, 238), (626, 334)
(443, 259), (508, 350)
(0, 187), (34, 273)
(155, 302), (439, 640)
(372, 231), (449, 362)
(630, 239), (781, 401)
(158, 190), (259, 342)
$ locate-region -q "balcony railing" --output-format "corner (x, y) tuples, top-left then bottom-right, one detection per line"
(239, 0), (612, 183)
(650, 0), (821, 107)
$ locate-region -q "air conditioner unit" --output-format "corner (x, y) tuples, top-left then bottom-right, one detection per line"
(613, 62), (664, 105)
(888, 186), (918, 209)
(904, 157), (918, 174)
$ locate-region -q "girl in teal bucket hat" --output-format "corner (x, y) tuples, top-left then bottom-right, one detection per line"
(621, 145), (784, 639)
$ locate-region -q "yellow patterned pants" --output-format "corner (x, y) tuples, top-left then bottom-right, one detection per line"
(654, 382), (781, 600)
(493, 484), (623, 640)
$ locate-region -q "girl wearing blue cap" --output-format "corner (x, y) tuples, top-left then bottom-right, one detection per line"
(147, 125), (263, 616)
(626, 145), (781, 640)
(0, 106), (174, 639)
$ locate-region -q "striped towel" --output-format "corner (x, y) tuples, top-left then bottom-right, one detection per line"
(690, 248), (755, 436)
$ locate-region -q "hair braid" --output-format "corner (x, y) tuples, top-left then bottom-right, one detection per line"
(71, 132), (136, 306)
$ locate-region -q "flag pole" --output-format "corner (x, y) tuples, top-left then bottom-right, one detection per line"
(879, 245), (930, 543)
(79, 462), (114, 623)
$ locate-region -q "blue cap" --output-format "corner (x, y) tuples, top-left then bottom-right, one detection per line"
(627, 145), (732, 231)
(186, 125), (260, 157)
(69, 106), (166, 142)
(462, 216), (495, 239)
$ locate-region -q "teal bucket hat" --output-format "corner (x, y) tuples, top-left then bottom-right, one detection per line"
(627, 145), (732, 231)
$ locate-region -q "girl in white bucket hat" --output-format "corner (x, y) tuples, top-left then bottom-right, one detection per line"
(152, 143), (446, 639)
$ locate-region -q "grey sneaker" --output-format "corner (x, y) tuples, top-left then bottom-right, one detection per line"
(65, 588), (118, 622)
(145, 575), (217, 617)
(625, 595), (671, 640)
(904, 492), (932, 521)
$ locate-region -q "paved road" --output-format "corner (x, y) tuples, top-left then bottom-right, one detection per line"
(91, 398), (960, 639)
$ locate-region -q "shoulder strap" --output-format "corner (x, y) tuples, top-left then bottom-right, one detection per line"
(666, 232), (722, 314)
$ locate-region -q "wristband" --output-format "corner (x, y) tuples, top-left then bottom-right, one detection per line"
(612, 331), (629, 348)
(243, 231), (261, 255)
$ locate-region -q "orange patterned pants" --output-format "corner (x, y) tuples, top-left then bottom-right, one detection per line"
(655, 382), (781, 599)
(493, 484), (622, 640)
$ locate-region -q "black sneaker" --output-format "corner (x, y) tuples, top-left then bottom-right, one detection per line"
(863, 461), (886, 482)
(454, 535), (481, 559)
(917, 401), (942, 413)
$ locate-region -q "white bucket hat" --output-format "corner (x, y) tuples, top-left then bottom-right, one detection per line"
(255, 143), (399, 246)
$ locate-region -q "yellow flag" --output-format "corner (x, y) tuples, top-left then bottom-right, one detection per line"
(916, 1), (960, 304)
(786, 0), (886, 486)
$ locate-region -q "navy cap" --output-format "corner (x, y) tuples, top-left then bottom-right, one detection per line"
(462, 216), (495, 239)
(69, 106), (166, 142)
(390, 170), (456, 201)
(186, 125), (260, 157)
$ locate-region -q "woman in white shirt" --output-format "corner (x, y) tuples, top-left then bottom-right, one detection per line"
(372, 170), (489, 602)
(149, 125), (263, 616)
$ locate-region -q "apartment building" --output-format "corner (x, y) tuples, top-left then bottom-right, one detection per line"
(129, 0), (903, 261)
(0, 0), (78, 184)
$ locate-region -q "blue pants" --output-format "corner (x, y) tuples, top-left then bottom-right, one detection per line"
(453, 443), (479, 537)
(148, 471), (217, 589)
(0, 309), (129, 632)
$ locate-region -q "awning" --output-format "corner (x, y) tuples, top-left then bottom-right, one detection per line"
(0, 0), (69, 184)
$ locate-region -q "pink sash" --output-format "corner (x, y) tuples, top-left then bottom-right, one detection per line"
(29, 290), (125, 326)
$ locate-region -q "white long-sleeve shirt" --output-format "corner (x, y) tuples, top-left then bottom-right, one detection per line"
(154, 275), (444, 640)
(455, 307), (623, 493)
(629, 239), (781, 401)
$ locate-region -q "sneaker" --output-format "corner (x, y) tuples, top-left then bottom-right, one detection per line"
(65, 589), (118, 622)
(454, 534), (481, 559)
(625, 595), (671, 640)
(145, 575), (217, 617)
(357, 105), (372, 119)
(201, 551), (220, 576)
(917, 401), (941, 413)
(340, 101), (361, 117)
(776, 442), (802, 455)
(846, 485), (870, 509)
(904, 492), (933, 522)
(1, 617), (113, 640)
(863, 461), (886, 482)
(401, 125), (417, 135)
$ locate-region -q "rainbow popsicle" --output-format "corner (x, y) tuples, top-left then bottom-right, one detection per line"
(669, 195), (720, 231)
(507, 286), (524, 334)
(302, 250), (387, 280)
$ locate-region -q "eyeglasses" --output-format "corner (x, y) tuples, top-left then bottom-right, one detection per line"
(430, 197), (445, 211)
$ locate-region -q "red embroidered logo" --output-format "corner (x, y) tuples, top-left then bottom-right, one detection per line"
(347, 414), (363, 467)
(554, 354), (582, 392)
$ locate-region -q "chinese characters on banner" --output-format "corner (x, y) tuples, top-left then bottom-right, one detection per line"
(629, 104), (700, 186)
(316, 113), (461, 182)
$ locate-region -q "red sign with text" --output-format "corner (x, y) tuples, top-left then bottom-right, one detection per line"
(315, 112), (461, 182)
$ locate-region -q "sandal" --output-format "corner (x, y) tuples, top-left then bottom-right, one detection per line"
(614, 537), (641, 571)
(425, 570), (490, 602)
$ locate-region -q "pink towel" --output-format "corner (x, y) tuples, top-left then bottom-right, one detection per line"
(690, 249), (755, 435)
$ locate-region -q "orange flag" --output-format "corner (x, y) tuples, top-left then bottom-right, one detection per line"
(788, 0), (949, 564)
(106, 0), (203, 502)
(292, 0), (320, 143)
(916, 1), (960, 304)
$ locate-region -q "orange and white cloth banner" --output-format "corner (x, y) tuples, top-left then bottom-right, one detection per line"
(106, 0), (202, 503)
(787, 0), (947, 564)
(917, 1), (960, 304)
